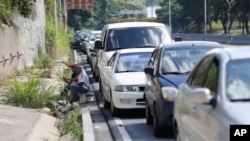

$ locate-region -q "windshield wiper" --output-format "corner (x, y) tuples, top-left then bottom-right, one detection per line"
(162, 71), (190, 75)
(231, 99), (250, 102)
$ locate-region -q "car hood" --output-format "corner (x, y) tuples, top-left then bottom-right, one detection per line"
(159, 74), (188, 87)
(114, 72), (145, 85)
(223, 102), (250, 124)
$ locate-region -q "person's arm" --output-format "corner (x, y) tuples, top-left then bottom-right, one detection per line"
(63, 77), (70, 83)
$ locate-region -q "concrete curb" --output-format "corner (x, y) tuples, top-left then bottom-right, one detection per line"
(82, 107), (95, 141)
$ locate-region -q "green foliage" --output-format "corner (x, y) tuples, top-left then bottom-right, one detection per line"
(57, 22), (70, 56)
(45, 15), (56, 57)
(0, 0), (36, 26)
(12, 0), (36, 17)
(34, 46), (54, 70)
(55, 106), (83, 141)
(0, 76), (58, 108)
(0, 1), (12, 25)
(55, 67), (72, 81)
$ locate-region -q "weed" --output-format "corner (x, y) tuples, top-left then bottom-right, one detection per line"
(55, 106), (83, 141)
(0, 76), (59, 108)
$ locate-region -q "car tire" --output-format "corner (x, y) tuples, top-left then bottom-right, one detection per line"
(110, 94), (119, 117)
(146, 103), (153, 125)
(153, 105), (164, 137)
(103, 93), (110, 109)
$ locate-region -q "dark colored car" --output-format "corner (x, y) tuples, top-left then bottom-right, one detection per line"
(143, 41), (223, 137)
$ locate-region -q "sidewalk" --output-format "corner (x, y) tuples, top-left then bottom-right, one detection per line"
(0, 50), (111, 141)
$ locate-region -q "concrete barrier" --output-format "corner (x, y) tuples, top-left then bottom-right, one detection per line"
(172, 34), (250, 45)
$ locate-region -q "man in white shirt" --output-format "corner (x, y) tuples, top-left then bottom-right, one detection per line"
(70, 65), (90, 102)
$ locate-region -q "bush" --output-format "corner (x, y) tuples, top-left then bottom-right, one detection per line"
(0, 76), (58, 108)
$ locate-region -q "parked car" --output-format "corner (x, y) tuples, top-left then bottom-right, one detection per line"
(94, 22), (172, 85)
(85, 30), (102, 63)
(144, 41), (223, 137)
(174, 46), (250, 141)
(100, 48), (154, 116)
(71, 29), (91, 51)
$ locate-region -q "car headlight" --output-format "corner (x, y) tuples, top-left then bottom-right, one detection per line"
(115, 85), (140, 92)
(161, 87), (178, 101)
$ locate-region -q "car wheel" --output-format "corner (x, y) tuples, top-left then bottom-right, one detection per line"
(103, 93), (110, 109)
(153, 105), (164, 137)
(146, 103), (153, 125)
(110, 94), (119, 117)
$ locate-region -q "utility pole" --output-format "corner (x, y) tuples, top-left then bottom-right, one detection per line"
(204, 0), (207, 35)
(169, 0), (172, 33)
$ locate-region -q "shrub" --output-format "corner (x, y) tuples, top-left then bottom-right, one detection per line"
(0, 76), (58, 108)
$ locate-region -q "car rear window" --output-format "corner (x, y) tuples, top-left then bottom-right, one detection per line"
(105, 26), (171, 51)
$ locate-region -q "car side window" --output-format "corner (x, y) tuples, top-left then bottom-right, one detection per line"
(202, 58), (219, 96)
(153, 48), (162, 75)
(187, 56), (214, 88)
(148, 48), (158, 66)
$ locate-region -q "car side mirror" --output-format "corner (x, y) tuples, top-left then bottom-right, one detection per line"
(103, 66), (112, 73)
(94, 40), (103, 49)
(144, 67), (154, 76)
(189, 88), (214, 106)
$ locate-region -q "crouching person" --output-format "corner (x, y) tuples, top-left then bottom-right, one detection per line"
(70, 65), (90, 103)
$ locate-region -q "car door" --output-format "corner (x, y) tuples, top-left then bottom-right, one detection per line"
(177, 55), (215, 141)
(145, 47), (161, 109)
(175, 57), (212, 141)
(102, 52), (117, 102)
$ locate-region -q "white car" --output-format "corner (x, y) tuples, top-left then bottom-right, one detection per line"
(174, 46), (250, 141)
(100, 48), (154, 116)
(86, 30), (101, 63)
(94, 22), (172, 82)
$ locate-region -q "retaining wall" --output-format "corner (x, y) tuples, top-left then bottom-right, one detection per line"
(0, 0), (45, 79)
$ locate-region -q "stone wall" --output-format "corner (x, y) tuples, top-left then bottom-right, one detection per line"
(0, 0), (45, 79)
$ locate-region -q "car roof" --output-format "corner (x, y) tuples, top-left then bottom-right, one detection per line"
(207, 46), (250, 60)
(162, 41), (223, 49)
(104, 22), (166, 29)
(117, 48), (155, 54)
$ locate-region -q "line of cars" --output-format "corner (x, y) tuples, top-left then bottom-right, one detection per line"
(84, 21), (248, 140)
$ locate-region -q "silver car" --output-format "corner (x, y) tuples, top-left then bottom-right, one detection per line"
(174, 47), (250, 141)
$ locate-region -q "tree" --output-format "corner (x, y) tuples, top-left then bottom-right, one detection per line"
(235, 0), (249, 34)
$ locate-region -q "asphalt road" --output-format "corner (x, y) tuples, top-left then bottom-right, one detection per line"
(77, 50), (174, 141)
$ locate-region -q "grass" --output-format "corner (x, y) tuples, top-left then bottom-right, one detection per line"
(0, 76), (59, 108)
(55, 105), (83, 141)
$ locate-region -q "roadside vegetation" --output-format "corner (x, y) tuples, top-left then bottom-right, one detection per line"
(0, 0), (82, 140)
(0, 0), (36, 26)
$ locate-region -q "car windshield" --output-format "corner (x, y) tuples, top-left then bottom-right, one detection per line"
(226, 59), (250, 101)
(160, 48), (210, 74)
(115, 52), (152, 73)
(105, 26), (171, 51)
